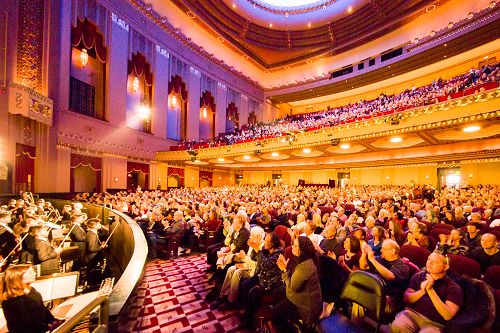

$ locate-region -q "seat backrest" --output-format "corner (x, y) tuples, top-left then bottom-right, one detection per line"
(274, 225), (291, 247)
(448, 253), (481, 279)
(340, 271), (386, 321)
(483, 265), (500, 290)
(433, 223), (454, 231)
(59, 246), (82, 261)
(399, 245), (430, 268)
(429, 228), (450, 241)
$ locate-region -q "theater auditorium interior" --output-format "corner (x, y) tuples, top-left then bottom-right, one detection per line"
(0, 0), (500, 332)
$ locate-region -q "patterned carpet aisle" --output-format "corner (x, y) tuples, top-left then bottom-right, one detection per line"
(120, 254), (252, 333)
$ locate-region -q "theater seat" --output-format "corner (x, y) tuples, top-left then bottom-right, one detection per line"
(399, 245), (430, 268)
(274, 225), (291, 247)
(448, 253), (481, 279)
(483, 265), (500, 289)
(320, 271), (386, 333)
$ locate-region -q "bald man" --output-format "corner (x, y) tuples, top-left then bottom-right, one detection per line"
(468, 233), (500, 273)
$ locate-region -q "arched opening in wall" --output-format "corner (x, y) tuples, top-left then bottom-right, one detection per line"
(167, 176), (180, 188)
(438, 168), (461, 190)
(200, 91), (216, 140)
(338, 172), (350, 188)
(127, 162), (149, 191)
(70, 18), (107, 120)
(70, 154), (101, 193)
(72, 165), (97, 193)
(226, 102), (239, 134)
(199, 178), (210, 187)
(126, 52), (153, 133)
(235, 173), (243, 185)
(167, 75), (188, 141)
(15, 144), (36, 193)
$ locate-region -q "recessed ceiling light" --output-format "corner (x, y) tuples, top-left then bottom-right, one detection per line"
(463, 125), (480, 132)
(340, 144), (350, 149)
(243, 155), (251, 160)
(308, 22), (311, 28)
(232, 3), (236, 8)
(271, 152), (279, 157)
(390, 137), (402, 143)
(269, 23), (273, 28)
(217, 157), (225, 162)
(348, 6), (353, 13)
(302, 148), (312, 154)
(193, 159), (201, 163)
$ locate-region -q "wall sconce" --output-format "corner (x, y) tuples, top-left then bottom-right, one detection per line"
(425, 175), (430, 179)
(386, 176), (390, 180)
(137, 103), (151, 120)
(114, 177), (118, 182)
(171, 95), (177, 107)
(202, 107), (207, 119)
(80, 49), (88, 67)
(469, 173), (473, 178)
(132, 76), (140, 92)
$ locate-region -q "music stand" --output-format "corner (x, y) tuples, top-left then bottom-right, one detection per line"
(31, 271), (80, 302)
(59, 246), (82, 272)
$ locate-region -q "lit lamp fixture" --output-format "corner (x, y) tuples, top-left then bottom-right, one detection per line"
(137, 103), (151, 120)
(271, 152), (279, 157)
(390, 137), (402, 143)
(340, 143), (350, 149)
(463, 125), (480, 132)
(243, 155), (251, 160)
(217, 157), (225, 162)
(80, 49), (88, 67)
(132, 76), (140, 92)
(202, 107), (208, 119)
(171, 95), (177, 107)
(302, 148), (312, 154)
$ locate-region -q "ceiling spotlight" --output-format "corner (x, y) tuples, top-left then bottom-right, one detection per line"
(232, 3), (236, 8)
(269, 23), (273, 28)
(307, 22), (311, 28)
(340, 144), (350, 149)
(348, 6), (353, 13)
(390, 137), (402, 143)
(217, 157), (225, 162)
(463, 125), (480, 133)
(243, 155), (251, 160)
(271, 152), (279, 157)
(302, 148), (312, 154)
(193, 159), (201, 163)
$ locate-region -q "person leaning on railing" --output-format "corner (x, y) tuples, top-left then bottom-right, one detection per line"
(0, 264), (64, 333)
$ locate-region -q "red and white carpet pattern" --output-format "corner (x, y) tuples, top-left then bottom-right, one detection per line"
(120, 254), (250, 333)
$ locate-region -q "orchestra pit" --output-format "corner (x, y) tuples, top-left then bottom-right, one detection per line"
(1, 0), (500, 332)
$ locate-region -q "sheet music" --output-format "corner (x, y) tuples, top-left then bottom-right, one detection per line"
(31, 273), (79, 301)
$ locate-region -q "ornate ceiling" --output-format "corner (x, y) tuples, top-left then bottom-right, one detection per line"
(168, 0), (445, 68)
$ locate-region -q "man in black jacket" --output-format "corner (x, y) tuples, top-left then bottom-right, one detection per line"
(33, 226), (61, 275)
(84, 219), (107, 266)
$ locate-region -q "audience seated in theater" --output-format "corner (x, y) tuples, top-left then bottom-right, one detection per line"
(389, 220), (407, 246)
(404, 222), (430, 250)
(437, 228), (469, 256)
(359, 239), (410, 315)
(368, 225), (386, 256)
(273, 236), (322, 333)
(390, 251), (463, 333)
(468, 233), (500, 273)
(465, 221), (482, 251)
(210, 226), (265, 310)
(239, 232), (284, 329)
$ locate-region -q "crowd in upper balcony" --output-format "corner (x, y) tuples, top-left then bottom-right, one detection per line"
(176, 62), (499, 150)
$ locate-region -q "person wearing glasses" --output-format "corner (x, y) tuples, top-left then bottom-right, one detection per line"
(391, 251), (463, 333)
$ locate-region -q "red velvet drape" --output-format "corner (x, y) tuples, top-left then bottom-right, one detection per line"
(127, 162), (149, 190)
(71, 18), (107, 62)
(199, 171), (213, 187)
(227, 102), (239, 127)
(128, 52), (153, 86)
(167, 167), (185, 187)
(15, 143), (36, 193)
(168, 75), (188, 101)
(70, 153), (102, 193)
(200, 91), (216, 111)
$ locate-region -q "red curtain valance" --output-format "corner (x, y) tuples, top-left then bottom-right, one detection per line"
(168, 75), (188, 101)
(127, 162), (149, 174)
(200, 91), (216, 112)
(227, 102), (239, 124)
(70, 153), (102, 171)
(199, 171), (213, 181)
(128, 52), (153, 86)
(168, 167), (184, 179)
(71, 18), (107, 63)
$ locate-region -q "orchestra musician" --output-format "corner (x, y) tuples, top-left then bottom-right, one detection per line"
(84, 219), (107, 268)
(33, 226), (62, 276)
(0, 211), (17, 266)
(69, 212), (87, 270)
